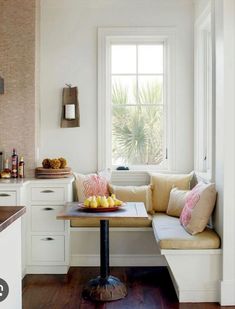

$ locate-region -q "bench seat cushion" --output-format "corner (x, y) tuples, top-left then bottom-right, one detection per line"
(152, 213), (220, 249)
(70, 214), (152, 228)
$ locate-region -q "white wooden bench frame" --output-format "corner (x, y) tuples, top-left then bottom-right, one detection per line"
(161, 248), (222, 302)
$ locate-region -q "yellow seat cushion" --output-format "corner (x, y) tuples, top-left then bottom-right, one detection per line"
(152, 213), (220, 249)
(70, 214), (152, 227)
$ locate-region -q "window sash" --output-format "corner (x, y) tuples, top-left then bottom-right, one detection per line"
(110, 42), (166, 168)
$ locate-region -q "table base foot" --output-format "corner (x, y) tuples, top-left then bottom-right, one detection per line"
(82, 275), (127, 301)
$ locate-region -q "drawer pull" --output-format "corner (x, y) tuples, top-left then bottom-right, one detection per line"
(0, 193), (11, 197)
(43, 207), (54, 211)
(41, 237), (54, 241)
(40, 190), (55, 193)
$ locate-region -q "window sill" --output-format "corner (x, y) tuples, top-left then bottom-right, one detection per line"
(110, 168), (184, 186)
(195, 171), (212, 183)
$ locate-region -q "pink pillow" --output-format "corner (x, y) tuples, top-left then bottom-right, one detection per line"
(75, 173), (109, 202)
(180, 182), (216, 235)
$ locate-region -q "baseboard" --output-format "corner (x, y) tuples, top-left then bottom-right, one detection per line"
(178, 288), (220, 303)
(220, 279), (235, 305)
(26, 265), (69, 274)
(70, 254), (167, 267)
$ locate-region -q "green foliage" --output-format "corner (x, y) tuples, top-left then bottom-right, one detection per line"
(138, 81), (162, 105)
(112, 81), (164, 165)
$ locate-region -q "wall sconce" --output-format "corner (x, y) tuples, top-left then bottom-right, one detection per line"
(61, 84), (80, 128)
(0, 76), (4, 94)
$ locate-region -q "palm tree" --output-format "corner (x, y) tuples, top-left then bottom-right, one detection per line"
(112, 81), (164, 165)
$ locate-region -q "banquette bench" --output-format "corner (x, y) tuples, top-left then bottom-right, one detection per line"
(71, 171), (222, 303)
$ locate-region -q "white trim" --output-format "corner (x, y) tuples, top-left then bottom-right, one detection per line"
(195, 171), (213, 182)
(70, 254), (166, 267)
(98, 27), (176, 171)
(26, 265), (69, 274)
(195, 2), (211, 27)
(219, 0), (235, 305)
(35, 0), (41, 167)
(161, 248), (222, 255)
(220, 280), (235, 305)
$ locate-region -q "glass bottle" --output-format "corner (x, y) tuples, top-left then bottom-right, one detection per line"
(18, 156), (25, 178)
(11, 148), (18, 178)
(1, 159), (11, 178)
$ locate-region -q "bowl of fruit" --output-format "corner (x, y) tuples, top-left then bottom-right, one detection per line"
(78, 194), (124, 212)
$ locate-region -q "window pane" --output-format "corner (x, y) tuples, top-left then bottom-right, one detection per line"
(112, 105), (164, 165)
(138, 45), (163, 74)
(111, 45), (136, 74)
(112, 76), (137, 104)
(138, 76), (163, 104)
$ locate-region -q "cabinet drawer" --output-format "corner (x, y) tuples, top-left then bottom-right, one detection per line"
(0, 191), (17, 205)
(31, 187), (65, 202)
(31, 235), (65, 262)
(31, 205), (65, 232)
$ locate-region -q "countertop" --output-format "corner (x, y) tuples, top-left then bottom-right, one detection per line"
(0, 178), (30, 187)
(0, 206), (26, 232)
(0, 176), (74, 186)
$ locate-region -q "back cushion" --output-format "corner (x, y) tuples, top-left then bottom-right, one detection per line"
(167, 188), (189, 217)
(150, 172), (193, 212)
(109, 184), (152, 213)
(180, 182), (217, 235)
(75, 173), (109, 202)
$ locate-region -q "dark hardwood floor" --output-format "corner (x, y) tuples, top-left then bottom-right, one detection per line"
(22, 267), (232, 309)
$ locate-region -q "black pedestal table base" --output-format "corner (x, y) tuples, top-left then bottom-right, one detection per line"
(82, 220), (127, 301)
(82, 275), (127, 301)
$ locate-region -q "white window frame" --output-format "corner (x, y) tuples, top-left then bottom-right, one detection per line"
(98, 27), (176, 172)
(194, 5), (214, 181)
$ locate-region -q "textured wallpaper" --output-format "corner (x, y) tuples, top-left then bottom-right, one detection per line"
(0, 0), (36, 177)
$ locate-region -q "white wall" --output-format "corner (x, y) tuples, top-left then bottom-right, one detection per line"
(39, 0), (194, 173)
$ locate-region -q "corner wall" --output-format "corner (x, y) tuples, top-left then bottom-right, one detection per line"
(0, 0), (36, 177)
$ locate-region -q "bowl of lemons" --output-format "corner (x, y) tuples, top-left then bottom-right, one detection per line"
(80, 194), (124, 212)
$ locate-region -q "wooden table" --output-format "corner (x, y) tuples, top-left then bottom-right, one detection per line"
(57, 202), (148, 302)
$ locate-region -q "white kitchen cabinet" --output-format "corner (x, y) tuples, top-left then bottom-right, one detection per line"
(0, 191), (17, 205)
(31, 235), (65, 262)
(0, 180), (28, 277)
(31, 187), (65, 202)
(31, 205), (65, 232)
(0, 218), (22, 309)
(26, 177), (73, 274)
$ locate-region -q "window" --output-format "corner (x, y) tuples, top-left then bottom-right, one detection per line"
(194, 7), (213, 179)
(98, 28), (175, 171)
